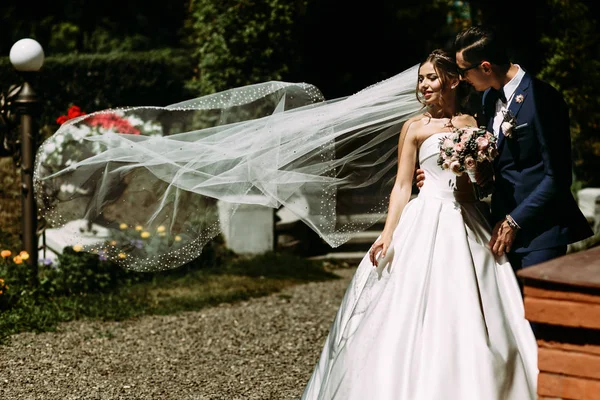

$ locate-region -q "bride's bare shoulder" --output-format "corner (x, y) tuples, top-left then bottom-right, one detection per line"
(402, 114), (429, 131)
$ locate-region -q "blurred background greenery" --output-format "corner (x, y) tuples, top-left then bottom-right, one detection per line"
(1, 0), (598, 239)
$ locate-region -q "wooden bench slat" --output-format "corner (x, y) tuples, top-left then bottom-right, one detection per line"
(538, 347), (600, 380)
(538, 340), (600, 357)
(523, 297), (600, 329)
(538, 371), (600, 400)
(524, 286), (600, 304)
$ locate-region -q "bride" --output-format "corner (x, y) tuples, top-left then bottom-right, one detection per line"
(300, 50), (537, 399)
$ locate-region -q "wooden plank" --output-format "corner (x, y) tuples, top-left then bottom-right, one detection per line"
(539, 340), (600, 357)
(538, 347), (600, 380)
(524, 286), (600, 304)
(538, 372), (600, 400)
(524, 297), (600, 329)
(538, 397), (576, 400)
(517, 246), (600, 290)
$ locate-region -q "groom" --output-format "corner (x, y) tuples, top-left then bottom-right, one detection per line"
(418, 25), (593, 272)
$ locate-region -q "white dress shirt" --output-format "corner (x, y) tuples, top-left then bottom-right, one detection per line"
(492, 65), (526, 137)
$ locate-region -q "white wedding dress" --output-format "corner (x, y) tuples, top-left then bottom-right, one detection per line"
(301, 132), (538, 400)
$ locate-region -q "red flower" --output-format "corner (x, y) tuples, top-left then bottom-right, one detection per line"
(56, 105), (141, 135)
(67, 105), (86, 120)
(86, 113), (141, 135)
(56, 104), (87, 125)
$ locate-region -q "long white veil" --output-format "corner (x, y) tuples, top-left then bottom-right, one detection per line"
(34, 64), (423, 271)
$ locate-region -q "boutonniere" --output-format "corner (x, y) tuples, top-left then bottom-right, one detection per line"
(500, 110), (517, 138)
(515, 94), (524, 103)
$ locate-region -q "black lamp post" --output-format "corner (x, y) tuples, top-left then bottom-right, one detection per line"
(8, 38), (44, 284)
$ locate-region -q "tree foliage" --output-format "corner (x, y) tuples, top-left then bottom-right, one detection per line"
(183, 0), (305, 95)
(535, 0), (600, 187)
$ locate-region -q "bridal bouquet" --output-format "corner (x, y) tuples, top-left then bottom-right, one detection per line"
(437, 126), (498, 199)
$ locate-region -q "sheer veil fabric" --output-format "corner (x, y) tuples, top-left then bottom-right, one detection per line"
(34, 64), (423, 271)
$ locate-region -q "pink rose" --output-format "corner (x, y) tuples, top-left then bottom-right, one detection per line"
(454, 142), (464, 153)
(477, 152), (487, 163)
(476, 136), (489, 151)
(450, 161), (462, 175)
(464, 156), (476, 170)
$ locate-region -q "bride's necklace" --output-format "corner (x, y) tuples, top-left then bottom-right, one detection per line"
(440, 115), (456, 132)
(443, 118), (455, 129)
(425, 110), (456, 131)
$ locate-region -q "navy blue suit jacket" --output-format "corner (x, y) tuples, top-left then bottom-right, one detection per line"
(481, 71), (593, 253)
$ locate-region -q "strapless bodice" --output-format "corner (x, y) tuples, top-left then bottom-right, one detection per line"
(417, 132), (476, 202)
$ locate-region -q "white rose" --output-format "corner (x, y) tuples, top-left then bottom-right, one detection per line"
(45, 142), (56, 153)
(127, 115), (144, 126)
(60, 183), (76, 193)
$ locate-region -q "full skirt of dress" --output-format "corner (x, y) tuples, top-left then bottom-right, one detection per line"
(300, 191), (538, 400)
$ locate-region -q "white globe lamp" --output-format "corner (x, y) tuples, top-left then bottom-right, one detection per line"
(9, 38), (45, 72)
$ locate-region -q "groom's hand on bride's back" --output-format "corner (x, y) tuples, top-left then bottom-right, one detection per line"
(415, 168), (425, 189)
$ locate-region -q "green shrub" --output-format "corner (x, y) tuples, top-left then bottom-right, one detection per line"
(0, 250), (41, 312)
(40, 247), (143, 297)
(0, 233), (235, 312)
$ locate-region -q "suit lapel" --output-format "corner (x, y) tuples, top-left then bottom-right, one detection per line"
(506, 73), (531, 121)
(497, 72), (532, 150)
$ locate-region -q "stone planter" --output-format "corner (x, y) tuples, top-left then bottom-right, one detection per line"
(517, 245), (600, 400)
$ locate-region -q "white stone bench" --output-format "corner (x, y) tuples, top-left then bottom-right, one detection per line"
(217, 195), (274, 255)
(38, 219), (110, 264)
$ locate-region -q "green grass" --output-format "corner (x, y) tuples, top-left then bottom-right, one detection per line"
(0, 252), (341, 344)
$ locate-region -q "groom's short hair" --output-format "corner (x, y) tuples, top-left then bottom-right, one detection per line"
(454, 25), (511, 67)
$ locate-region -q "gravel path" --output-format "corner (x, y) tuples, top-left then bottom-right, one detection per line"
(0, 268), (356, 400)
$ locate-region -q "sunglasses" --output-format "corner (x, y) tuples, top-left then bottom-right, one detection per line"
(457, 62), (482, 77)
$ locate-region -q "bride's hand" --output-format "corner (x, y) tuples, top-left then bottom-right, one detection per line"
(369, 234), (392, 267)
